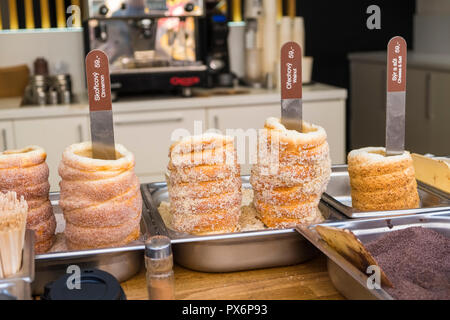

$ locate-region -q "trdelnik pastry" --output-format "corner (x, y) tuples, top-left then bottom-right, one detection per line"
(0, 146), (56, 254)
(250, 117), (331, 228)
(167, 133), (242, 234)
(347, 147), (420, 211)
(59, 142), (142, 250)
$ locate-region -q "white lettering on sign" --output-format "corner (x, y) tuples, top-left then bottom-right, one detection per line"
(285, 46), (298, 90)
(92, 72), (100, 101)
(92, 55), (107, 101)
(94, 56), (101, 68)
(390, 42), (403, 85)
(101, 75), (107, 98)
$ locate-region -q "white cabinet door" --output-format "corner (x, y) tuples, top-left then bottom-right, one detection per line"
(14, 116), (89, 191)
(0, 121), (15, 151)
(207, 104), (281, 174)
(304, 100), (346, 164)
(113, 109), (206, 183)
(207, 100), (346, 174)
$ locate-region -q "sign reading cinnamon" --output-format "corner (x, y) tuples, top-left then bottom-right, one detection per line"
(86, 50), (112, 112)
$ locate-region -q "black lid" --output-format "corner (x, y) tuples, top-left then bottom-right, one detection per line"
(42, 269), (126, 300)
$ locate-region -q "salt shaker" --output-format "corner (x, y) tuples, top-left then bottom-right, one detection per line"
(144, 235), (175, 300)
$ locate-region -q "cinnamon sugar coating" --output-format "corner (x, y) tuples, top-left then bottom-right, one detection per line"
(59, 142), (142, 250)
(0, 146), (56, 253)
(168, 133), (242, 234)
(347, 147), (420, 211)
(250, 118), (330, 228)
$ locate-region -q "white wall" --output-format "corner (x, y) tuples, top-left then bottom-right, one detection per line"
(0, 29), (85, 94)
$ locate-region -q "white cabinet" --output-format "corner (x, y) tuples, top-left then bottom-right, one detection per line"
(0, 121), (15, 151)
(207, 101), (346, 174)
(14, 116), (89, 191)
(207, 104), (281, 174)
(304, 100), (346, 165)
(207, 104), (281, 132)
(113, 109), (206, 183)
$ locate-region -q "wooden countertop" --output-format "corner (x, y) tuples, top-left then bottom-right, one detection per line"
(121, 255), (344, 300)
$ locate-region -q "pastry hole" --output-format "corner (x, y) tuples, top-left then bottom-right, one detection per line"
(2, 147), (36, 155)
(74, 147), (124, 160)
(367, 149), (387, 157)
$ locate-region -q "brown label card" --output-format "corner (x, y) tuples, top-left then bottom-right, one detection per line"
(281, 41), (302, 99)
(387, 36), (407, 92)
(86, 50), (112, 112)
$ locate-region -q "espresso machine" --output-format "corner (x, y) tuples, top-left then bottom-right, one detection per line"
(84, 0), (208, 97)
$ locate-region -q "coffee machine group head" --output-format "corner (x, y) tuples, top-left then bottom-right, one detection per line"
(84, 0), (207, 97)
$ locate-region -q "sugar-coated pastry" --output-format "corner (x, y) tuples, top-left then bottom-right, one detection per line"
(167, 133), (242, 234)
(250, 118), (330, 228)
(347, 147), (420, 211)
(0, 146), (56, 254)
(59, 142), (142, 250)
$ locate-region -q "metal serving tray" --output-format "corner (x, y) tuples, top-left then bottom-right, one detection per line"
(32, 192), (150, 295)
(322, 165), (450, 218)
(142, 176), (346, 273)
(297, 211), (450, 300)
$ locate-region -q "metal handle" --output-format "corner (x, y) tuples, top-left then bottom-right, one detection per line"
(77, 124), (83, 142)
(213, 115), (219, 129)
(114, 117), (183, 126)
(425, 73), (432, 120)
(1, 129), (7, 151)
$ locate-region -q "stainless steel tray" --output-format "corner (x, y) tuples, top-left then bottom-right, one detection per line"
(297, 211), (450, 300)
(0, 230), (34, 300)
(32, 192), (150, 295)
(322, 165), (450, 218)
(142, 176), (347, 272)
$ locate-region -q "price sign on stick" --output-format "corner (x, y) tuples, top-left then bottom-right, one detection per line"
(86, 50), (116, 160)
(280, 41), (303, 132)
(386, 36), (407, 156)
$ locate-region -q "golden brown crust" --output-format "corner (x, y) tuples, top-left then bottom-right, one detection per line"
(34, 236), (56, 255)
(65, 211), (141, 249)
(347, 147), (420, 211)
(171, 208), (240, 235)
(167, 162), (240, 183)
(168, 176), (241, 198)
(168, 134), (241, 234)
(0, 146), (47, 169)
(31, 213), (57, 243)
(0, 145), (56, 253)
(66, 226), (140, 250)
(251, 118), (330, 229)
(59, 142), (142, 249)
(170, 191), (242, 214)
(259, 207), (323, 228)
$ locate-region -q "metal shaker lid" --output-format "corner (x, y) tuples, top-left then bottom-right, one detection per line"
(145, 235), (172, 259)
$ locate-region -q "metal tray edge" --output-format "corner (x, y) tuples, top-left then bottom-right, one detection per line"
(322, 165), (450, 219)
